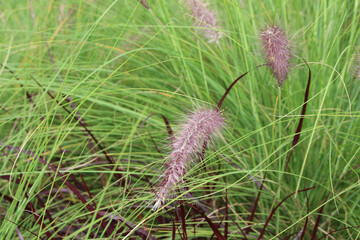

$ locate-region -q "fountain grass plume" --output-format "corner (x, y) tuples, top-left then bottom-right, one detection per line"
(153, 108), (224, 210)
(187, 0), (222, 44)
(261, 25), (291, 87)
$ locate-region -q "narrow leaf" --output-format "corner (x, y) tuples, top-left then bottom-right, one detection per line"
(285, 60), (312, 171)
(258, 187), (315, 239)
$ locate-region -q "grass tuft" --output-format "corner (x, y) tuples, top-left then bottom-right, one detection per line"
(0, 1), (359, 239)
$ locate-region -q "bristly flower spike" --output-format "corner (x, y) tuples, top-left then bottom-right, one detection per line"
(153, 109), (224, 210)
(187, 0), (222, 44)
(261, 25), (291, 87)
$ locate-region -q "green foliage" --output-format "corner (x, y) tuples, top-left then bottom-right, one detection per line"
(0, 0), (359, 239)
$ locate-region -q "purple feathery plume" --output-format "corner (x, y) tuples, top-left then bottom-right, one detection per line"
(187, 0), (222, 44)
(153, 109), (224, 210)
(261, 25), (291, 87)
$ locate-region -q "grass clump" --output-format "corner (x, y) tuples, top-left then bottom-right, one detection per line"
(0, 0), (359, 239)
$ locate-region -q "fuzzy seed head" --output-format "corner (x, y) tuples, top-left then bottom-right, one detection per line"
(153, 109), (224, 210)
(187, 0), (222, 44)
(261, 25), (291, 87)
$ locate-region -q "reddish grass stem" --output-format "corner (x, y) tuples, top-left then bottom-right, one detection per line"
(258, 187), (315, 239)
(284, 60), (312, 171)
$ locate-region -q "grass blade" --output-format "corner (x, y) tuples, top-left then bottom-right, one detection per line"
(217, 64), (266, 111)
(258, 187), (315, 239)
(224, 189), (228, 239)
(311, 197), (327, 240)
(285, 60), (312, 171)
(188, 204), (225, 240)
(246, 173), (266, 234)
